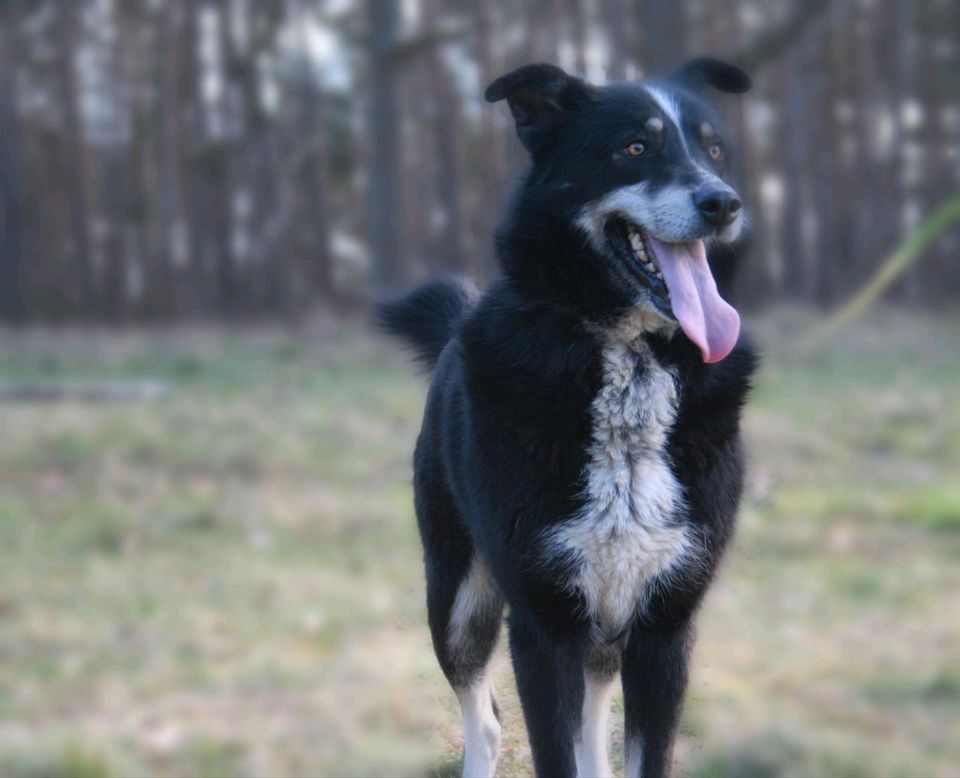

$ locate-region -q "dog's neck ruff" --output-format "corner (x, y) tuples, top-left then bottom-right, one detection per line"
(601, 303), (679, 342)
(545, 310), (691, 640)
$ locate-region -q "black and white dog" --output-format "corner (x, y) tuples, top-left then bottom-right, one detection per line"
(379, 59), (757, 778)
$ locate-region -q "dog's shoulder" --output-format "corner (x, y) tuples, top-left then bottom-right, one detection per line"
(458, 281), (602, 403)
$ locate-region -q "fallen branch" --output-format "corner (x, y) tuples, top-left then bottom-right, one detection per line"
(0, 380), (171, 403)
(802, 196), (960, 351)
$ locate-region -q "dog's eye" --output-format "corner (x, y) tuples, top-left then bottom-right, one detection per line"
(625, 142), (646, 157)
(708, 143), (724, 161)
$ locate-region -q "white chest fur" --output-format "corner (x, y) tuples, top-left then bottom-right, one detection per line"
(545, 312), (690, 638)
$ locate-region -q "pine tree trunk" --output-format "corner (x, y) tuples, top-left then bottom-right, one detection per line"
(366, 0), (405, 294)
(0, 3), (25, 321)
(55, 0), (94, 312)
(423, 0), (465, 275)
(638, 1), (686, 72)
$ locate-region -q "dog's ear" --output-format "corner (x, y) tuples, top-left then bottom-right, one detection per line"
(485, 64), (594, 153)
(670, 58), (751, 94)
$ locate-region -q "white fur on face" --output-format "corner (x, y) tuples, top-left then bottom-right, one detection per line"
(575, 672), (618, 778)
(456, 669), (501, 778)
(577, 176), (744, 247)
(645, 85), (728, 190)
(542, 313), (691, 641)
(576, 84), (745, 246)
(645, 86), (689, 155)
(576, 84), (745, 256)
(646, 85), (746, 240)
(578, 181), (710, 246)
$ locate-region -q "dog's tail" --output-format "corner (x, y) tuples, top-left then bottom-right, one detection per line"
(375, 277), (478, 370)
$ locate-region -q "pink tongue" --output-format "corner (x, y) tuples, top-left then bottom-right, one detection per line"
(646, 237), (740, 363)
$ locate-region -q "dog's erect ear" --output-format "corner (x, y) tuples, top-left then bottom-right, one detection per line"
(670, 58), (751, 95)
(485, 64), (594, 153)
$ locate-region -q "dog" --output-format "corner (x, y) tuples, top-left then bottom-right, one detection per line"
(378, 58), (757, 778)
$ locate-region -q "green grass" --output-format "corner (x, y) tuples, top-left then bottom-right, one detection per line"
(0, 309), (958, 777)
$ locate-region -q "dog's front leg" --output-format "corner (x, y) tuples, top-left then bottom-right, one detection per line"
(622, 620), (694, 778)
(508, 610), (584, 778)
(575, 641), (622, 778)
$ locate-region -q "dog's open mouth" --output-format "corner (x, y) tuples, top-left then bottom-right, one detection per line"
(604, 218), (741, 363)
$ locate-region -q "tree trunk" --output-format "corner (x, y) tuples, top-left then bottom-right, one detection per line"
(292, 0), (334, 301)
(474, 0), (504, 281)
(55, 0), (94, 312)
(638, 1), (686, 72)
(567, 0), (589, 75)
(778, 49), (808, 298)
(0, 2), (25, 321)
(366, 0), (404, 294)
(919, 0), (960, 300)
(811, 11), (840, 305)
(156, 0), (189, 312)
(181, 2), (213, 312)
(213, 0), (237, 312)
(603, 0), (631, 80)
(423, 0), (465, 275)
(307, 98), (334, 299)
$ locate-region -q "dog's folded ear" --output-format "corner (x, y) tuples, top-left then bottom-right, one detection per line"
(485, 64), (594, 153)
(670, 58), (752, 95)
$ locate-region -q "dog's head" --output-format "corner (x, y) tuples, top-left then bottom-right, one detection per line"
(487, 59), (751, 363)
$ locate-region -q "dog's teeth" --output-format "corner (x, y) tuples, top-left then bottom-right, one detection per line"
(629, 234), (643, 251)
(644, 262), (655, 272)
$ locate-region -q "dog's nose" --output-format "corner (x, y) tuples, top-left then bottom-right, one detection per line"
(693, 188), (741, 230)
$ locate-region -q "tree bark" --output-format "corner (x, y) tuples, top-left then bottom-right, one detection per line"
(156, 0), (190, 311)
(366, 0), (405, 294)
(603, 0), (631, 80)
(638, 0), (686, 72)
(778, 49), (808, 297)
(212, 0), (238, 312)
(474, 0), (504, 281)
(55, 0), (94, 312)
(423, 0), (466, 275)
(567, 0), (589, 75)
(0, 2), (25, 321)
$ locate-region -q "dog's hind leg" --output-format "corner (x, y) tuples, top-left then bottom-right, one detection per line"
(443, 555), (503, 778)
(416, 477), (503, 777)
(575, 641), (622, 778)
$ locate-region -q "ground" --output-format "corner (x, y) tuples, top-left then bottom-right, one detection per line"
(0, 308), (958, 778)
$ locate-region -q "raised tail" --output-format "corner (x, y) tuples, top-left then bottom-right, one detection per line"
(375, 277), (478, 369)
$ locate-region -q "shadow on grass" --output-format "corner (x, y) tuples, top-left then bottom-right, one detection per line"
(423, 757), (462, 778)
(684, 732), (903, 778)
(687, 749), (784, 778)
(2, 743), (114, 778)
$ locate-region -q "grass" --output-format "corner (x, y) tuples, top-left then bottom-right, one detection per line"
(0, 307), (958, 777)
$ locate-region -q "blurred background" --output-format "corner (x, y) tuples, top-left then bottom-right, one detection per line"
(0, 1), (958, 777)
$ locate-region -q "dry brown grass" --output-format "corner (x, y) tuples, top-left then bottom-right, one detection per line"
(0, 308), (957, 777)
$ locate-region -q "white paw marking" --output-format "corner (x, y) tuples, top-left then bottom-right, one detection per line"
(575, 672), (618, 778)
(457, 670), (501, 778)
